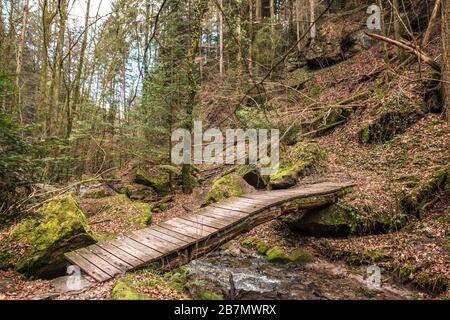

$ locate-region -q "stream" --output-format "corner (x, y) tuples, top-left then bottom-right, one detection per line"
(186, 250), (414, 300)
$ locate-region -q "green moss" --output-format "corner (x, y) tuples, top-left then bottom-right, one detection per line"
(345, 249), (390, 266)
(256, 240), (269, 254)
(265, 246), (290, 263)
(361, 127), (371, 144)
(198, 290), (224, 300)
(400, 168), (449, 218)
(129, 202), (153, 226)
(135, 168), (170, 196)
(110, 280), (152, 300)
(289, 248), (314, 263)
(270, 142), (327, 185)
(2, 194), (96, 278)
(201, 174), (249, 206)
(241, 236), (257, 248)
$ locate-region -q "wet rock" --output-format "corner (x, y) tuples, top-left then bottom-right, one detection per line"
(265, 247), (291, 264)
(0, 194), (96, 278)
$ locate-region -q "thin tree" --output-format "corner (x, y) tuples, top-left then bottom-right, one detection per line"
(14, 0), (30, 123)
(442, 0), (450, 120)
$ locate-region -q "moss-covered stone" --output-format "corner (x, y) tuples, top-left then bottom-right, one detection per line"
(129, 202), (153, 226)
(400, 168), (449, 218)
(289, 248), (314, 263)
(256, 240), (270, 255)
(0, 194), (96, 278)
(201, 174), (254, 207)
(198, 290), (224, 300)
(269, 142), (327, 189)
(265, 246), (291, 263)
(359, 93), (427, 144)
(134, 168), (171, 196)
(345, 249), (390, 266)
(110, 280), (152, 300)
(241, 236), (257, 248)
(288, 203), (359, 236)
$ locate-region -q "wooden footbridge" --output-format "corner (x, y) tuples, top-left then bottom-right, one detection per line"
(65, 182), (354, 282)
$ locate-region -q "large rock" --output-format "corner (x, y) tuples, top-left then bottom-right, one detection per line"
(201, 174), (255, 207)
(134, 168), (171, 196)
(360, 93), (427, 144)
(305, 15), (372, 69)
(0, 194), (96, 278)
(269, 142), (327, 189)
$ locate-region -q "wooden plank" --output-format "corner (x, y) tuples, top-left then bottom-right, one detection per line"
(199, 209), (245, 222)
(152, 225), (198, 243)
(202, 206), (248, 218)
(182, 214), (230, 228)
(162, 220), (212, 238)
(127, 232), (170, 254)
(160, 221), (210, 239)
(210, 202), (264, 213)
(117, 237), (161, 259)
(65, 251), (111, 282)
(110, 239), (156, 262)
(87, 244), (133, 271)
(144, 228), (190, 247)
(136, 229), (180, 251)
(77, 248), (123, 277)
(172, 217), (219, 233)
(97, 242), (144, 267)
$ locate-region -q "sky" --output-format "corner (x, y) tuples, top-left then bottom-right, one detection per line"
(69, 0), (113, 25)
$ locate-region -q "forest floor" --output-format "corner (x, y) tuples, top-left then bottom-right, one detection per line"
(1, 34), (449, 300)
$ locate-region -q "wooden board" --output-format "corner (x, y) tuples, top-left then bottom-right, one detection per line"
(65, 181), (354, 282)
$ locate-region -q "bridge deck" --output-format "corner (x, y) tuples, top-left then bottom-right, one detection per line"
(65, 182), (354, 282)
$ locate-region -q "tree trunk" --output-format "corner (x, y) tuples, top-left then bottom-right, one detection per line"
(219, 0), (224, 78)
(14, 0), (30, 123)
(423, 0), (442, 46)
(442, 0), (450, 120)
(182, 0), (208, 194)
(309, 0), (316, 41)
(68, 0), (91, 138)
(270, 0), (275, 32)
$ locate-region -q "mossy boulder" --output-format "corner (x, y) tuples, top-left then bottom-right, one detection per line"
(201, 174), (255, 207)
(290, 248), (314, 263)
(359, 93), (427, 144)
(134, 168), (171, 196)
(265, 246), (291, 263)
(0, 194), (96, 278)
(269, 142), (327, 189)
(198, 290), (224, 300)
(400, 168), (449, 218)
(110, 280), (152, 300)
(256, 240), (270, 255)
(287, 203), (359, 236)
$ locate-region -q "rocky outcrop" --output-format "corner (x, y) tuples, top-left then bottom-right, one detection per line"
(201, 174), (255, 207)
(305, 14), (373, 69)
(360, 93), (427, 144)
(269, 142), (327, 189)
(0, 194), (96, 278)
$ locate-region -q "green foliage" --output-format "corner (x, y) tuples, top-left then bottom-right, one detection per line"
(253, 25), (287, 75)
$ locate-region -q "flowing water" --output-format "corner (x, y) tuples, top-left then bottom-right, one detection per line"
(186, 250), (414, 300)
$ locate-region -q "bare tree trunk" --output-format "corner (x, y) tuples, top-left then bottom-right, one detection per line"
(67, 0), (91, 138)
(49, 0), (68, 136)
(256, 0), (261, 22)
(14, 0), (30, 123)
(309, 0), (316, 41)
(392, 0), (404, 59)
(270, 0), (275, 32)
(295, 0), (301, 52)
(219, 0), (224, 78)
(249, 0), (253, 71)
(423, 0), (442, 46)
(442, 0), (450, 120)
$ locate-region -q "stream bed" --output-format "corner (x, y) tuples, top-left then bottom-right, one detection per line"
(186, 251), (414, 300)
